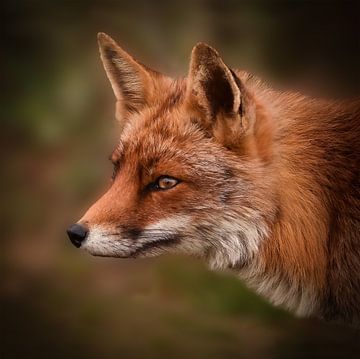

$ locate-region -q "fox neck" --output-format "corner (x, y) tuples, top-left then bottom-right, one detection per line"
(235, 91), (360, 323)
(232, 90), (331, 317)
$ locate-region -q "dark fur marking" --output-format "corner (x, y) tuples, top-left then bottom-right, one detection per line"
(219, 167), (236, 204)
(131, 233), (182, 257)
(201, 66), (234, 118)
(121, 226), (142, 240)
(223, 167), (235, 180)
(219, 191), (232, 204)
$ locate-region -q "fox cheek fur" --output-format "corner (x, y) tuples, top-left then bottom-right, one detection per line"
(67, 33), (360, 326)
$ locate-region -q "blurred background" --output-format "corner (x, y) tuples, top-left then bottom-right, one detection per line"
(2, 1), (360, 358)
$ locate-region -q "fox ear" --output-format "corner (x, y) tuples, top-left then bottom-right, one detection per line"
(97, 32), (155, 114)
(187, 43), (255, 146)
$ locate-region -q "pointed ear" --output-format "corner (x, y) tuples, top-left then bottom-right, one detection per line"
(187, 43), (256, 147)
(97, 32), (155, 113)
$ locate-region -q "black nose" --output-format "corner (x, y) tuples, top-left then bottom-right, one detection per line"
(67, 224), (88, 248)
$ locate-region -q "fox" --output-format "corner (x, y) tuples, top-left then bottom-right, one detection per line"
(67, 32), (360, 326)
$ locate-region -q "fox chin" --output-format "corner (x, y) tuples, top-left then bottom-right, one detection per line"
(67, 32), (360, 327)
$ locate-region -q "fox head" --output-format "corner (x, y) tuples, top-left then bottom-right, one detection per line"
(67, 33), (276, 269)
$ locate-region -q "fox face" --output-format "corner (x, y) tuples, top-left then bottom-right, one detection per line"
(76, 117), (271, 266)
(67, 33), (275, 269)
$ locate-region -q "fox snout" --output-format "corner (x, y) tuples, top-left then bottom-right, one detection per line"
(67, 223), (89, 248)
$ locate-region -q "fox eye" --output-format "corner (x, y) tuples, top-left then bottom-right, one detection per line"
(158, 176), (178, 190)
(151, 176), (179, 191)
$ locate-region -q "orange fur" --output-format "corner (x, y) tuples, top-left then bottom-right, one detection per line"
(71, 33), (360, 326)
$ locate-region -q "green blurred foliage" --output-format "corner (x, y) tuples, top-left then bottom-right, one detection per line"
(1, 1), (360, 358)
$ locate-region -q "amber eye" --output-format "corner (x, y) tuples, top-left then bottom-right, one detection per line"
(156, 176), (179, 190)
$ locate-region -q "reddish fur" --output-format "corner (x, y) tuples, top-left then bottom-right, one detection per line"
(77, 33), (360, 325)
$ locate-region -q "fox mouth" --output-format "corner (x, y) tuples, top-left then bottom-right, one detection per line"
(81, 229), (183, 258)
(128, 234), (182, 258)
